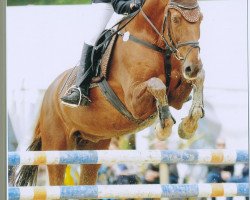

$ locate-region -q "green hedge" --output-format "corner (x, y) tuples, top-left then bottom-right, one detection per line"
(8, 0), (91, 6)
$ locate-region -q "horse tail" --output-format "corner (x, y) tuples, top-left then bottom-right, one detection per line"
(14, 119), (42, 186)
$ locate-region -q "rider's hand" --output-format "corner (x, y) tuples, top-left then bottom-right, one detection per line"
(129, 1), (141, 13)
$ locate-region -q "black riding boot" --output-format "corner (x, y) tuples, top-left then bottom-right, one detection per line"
(61, 43), (94, 106)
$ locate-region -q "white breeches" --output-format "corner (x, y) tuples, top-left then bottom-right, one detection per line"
(84, 3), (114, 46)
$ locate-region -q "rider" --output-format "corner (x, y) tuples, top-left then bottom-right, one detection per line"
(61, 0), (142, 107)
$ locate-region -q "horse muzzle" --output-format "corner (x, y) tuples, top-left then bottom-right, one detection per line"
(183, 61), (203, 80)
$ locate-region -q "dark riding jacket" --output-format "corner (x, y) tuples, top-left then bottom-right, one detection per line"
(92, 0), (137, 14)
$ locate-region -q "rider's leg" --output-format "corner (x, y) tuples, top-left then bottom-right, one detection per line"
(61, 43), (94, 106)
(61, 3), (114, 106)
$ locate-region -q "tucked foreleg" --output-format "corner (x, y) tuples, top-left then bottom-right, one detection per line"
(178, 69), (205, 139)
(126, 77), (175, 140)
(147, 77), (176, 140)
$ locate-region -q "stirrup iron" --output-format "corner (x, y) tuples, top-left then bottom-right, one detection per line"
(61, 85), (91, 108)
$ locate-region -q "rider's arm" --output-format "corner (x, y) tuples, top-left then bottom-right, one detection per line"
(111, 0), (140, 15)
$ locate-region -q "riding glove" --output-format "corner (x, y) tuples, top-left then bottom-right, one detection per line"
(111, 0), (141, 15)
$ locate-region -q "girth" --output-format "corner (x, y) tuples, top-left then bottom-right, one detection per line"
(98, 79), (143, 124)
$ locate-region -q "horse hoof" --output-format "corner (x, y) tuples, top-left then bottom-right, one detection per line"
(155, 122), (172, 141)
(178, 119), (197, 139)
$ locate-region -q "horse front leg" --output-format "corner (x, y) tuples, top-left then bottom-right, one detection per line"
(147, 77), (176, 140)
(178, 69), (205, 139)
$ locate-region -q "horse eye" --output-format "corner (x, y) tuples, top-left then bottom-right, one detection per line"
(172, 16), (180, 24)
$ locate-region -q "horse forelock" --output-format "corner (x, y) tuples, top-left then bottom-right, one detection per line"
(169, 0), (201, 23)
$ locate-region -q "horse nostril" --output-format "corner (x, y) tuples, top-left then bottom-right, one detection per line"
(185, 66), (192, 74)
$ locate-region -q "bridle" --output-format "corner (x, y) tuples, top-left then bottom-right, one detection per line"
(138, 1), (201, 61)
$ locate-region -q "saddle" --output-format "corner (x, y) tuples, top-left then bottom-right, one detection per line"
(92, 29), (118, 82)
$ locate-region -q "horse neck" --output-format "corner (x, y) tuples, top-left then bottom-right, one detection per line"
(142, 0), (168, 14)
(128, 0), (169, 45)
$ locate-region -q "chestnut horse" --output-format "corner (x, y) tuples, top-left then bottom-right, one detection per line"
(16, 0), (204, 186)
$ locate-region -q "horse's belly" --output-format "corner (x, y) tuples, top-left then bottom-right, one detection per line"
(49, 71), (158, 143)
(70, 107), (157, 142)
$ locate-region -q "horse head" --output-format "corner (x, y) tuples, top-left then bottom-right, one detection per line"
(163, 0), (203, 80)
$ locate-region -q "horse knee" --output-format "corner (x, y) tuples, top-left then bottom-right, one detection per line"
(71, 131), (90, 150)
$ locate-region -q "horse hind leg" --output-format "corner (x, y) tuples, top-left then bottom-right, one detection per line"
(79, 139), (111, 185)
(47, 165), (67, 186)
(147, 77), (175, 140)
(42, 122), (68, 185)
(72, 132), (111, 185)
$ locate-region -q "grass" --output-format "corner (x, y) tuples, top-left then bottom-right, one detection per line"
(7, 0), (91, 6)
